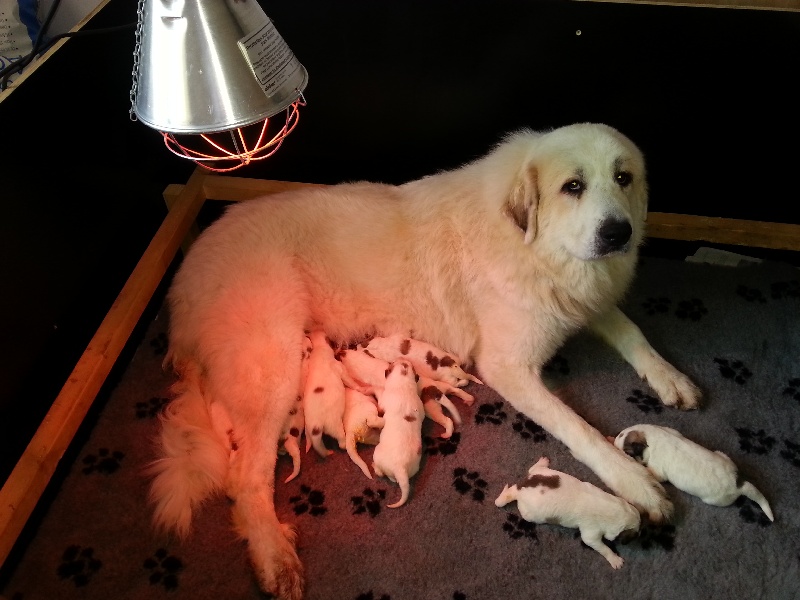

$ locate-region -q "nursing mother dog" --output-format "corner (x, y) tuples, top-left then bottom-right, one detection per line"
(149, 123), (701, 599)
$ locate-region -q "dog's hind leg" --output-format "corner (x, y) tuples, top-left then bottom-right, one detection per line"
(580, 529), (625, 569)
(589, 306), (702, 410)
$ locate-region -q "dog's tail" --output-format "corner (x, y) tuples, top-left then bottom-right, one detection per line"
(345, 433), (373, 480)
(739, 480), (775, 522)
(387, 470), (411, 508)
(147, 366), (230, 537)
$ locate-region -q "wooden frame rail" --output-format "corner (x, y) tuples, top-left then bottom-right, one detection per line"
(2, 166), (799, 567)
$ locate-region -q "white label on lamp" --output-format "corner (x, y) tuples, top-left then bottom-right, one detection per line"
(238, 17), (303, 98)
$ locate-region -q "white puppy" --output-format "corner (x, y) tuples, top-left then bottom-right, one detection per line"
(362, 334), (483, 387)
(372, 359), (425, 508)
(495, 457), (640, 569)
(303, 330), (348, 457)
(343, 388), (385, 479)
(278, 336), (312, 483)
(614, 424), (774, 521)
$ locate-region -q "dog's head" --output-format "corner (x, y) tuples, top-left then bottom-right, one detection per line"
(502, 123), (648, 261)
(614, 428), (649, 464)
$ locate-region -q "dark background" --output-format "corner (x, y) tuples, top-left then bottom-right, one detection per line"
(1, 0), (798, 485)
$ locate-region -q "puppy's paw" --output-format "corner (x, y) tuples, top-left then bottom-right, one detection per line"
(642, 358), (702, 410)
(607, 554), (624, 570)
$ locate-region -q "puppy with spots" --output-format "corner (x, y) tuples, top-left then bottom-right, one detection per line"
(372, 359), (425, 508)
(303, 330), (348, 457)
(495, 456), (640, 569)
(278, 336), (312, 483)
(362, 333), (483, 387)
(613, 424), (774, 521)
(343, 388), (385, 479)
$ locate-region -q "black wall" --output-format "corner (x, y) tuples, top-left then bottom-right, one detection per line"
(2, 0), (799, 481)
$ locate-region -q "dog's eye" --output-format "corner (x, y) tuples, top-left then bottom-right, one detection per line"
(561, 179), (583, 196)
(615, 171), (633, 187)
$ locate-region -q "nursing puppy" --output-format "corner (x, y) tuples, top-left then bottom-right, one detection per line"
(303, 330), (347, 457)
(343, 388), (385, 479)
(278, 336), (312, 483)
(152, 123), (701, 599)
(495, 457), (640, 569)
(372, 360), (425, 508)
(614, 424), (774, 521)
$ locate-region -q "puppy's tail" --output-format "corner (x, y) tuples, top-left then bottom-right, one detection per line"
(345, 434), (373, 480)
(281, 435), (302, 483)
(739, 481), (775, 522)
(147, 367), (230, 537)
(387, 470), (411, 508)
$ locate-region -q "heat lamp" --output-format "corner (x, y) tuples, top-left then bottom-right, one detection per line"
(129, 0), (308, 172)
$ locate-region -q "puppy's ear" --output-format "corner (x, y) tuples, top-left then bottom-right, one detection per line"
(622, 431), (648, 462)
(504, 164), (539, 244)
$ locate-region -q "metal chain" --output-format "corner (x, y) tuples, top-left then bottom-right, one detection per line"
(129, 0), (145, 121)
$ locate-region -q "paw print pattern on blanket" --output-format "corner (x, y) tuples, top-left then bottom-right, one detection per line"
(770, 279), (800, 299)
(289, 485), (327, 516)
(149, 331), (169, 355)
(501, 513), (538, 540)
(355, 591), (390, 600)
(674, 298), (708, 321)
(135, 396), (169, 419)
(351, 487), (387, 517)
(626, 389), (663, 414)
(511, 412), (547, 442)
(735, 497), (773, 527)
(735, 427), (776, 455)
(474, 401), (507, 426)
(780, 439), (800, 468)
(424, 431), (460, 456)
(144, 548), (183, 591)
(783, 378), (800, 402)
(714, 358), (752, 384)
(543, 353), (570, 375)
(632, 522), (676, 551)
(452, 468), (488, 502)
(736, 285), (767, 303)
(81, 448), (125, 475)
(642, 296), (671, 315)
(57, 545), (102, 587)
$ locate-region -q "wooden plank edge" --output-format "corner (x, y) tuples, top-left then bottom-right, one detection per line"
(0, 168), (210, 566)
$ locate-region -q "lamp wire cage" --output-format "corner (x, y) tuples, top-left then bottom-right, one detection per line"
(129, 0), (307, 173)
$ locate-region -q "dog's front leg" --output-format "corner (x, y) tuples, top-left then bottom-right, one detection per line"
(589, 306), (701, 409)
(481, 361), (673, 523)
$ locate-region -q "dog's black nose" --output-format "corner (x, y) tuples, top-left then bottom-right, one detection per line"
(597, 218), (632, 253)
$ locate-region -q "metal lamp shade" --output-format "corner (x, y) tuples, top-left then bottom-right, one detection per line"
(132, 0), (308, 135)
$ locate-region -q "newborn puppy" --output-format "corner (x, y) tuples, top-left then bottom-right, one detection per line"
(372, 359), (425, 508)
(278, 336), (312, 483)
(614, 424), (774, 521)
(343, 388), (385, 479)
(361, 333), (483, 387)
(303, 330), (347, 457)
(495, 457), (640, 569)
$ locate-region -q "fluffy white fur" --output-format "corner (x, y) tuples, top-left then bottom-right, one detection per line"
(371, 360), (425, 508)
(343, 388), (384, 479)
(151, 123), (701, 599)
(495, 457), (641, 569)
(614, 424), (774, 521)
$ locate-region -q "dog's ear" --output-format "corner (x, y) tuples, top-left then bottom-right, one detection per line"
(622, 431), (648, 462)
(504, 164), (539, 244)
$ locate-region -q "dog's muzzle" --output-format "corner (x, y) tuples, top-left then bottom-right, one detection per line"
(596, 218), (632, 255)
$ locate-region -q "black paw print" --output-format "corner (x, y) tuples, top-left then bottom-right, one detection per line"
(736, 285), (767, 303)
(57, 545), (102, 586)
(351, 488), (387, 517)
(424, 431), (460, 456)
(474, 401), (507, 426)
(144, 548), (183, 591)
(674, 298), (708, 321)
(735, 427), (776, 455)
(642, 296), (671, 316)
(780, 439), (800, 469)
(512, 413), (547, 442)
(735, 497), (772, 527)
(135, 396), (169, 419)
(453, 593), (467, 600)
(782, 378), (800, 402)
(501, 513), (538, 540)
(356, 592), (390, 600)
(150, 331), (169, 356)
(634, 522), (676, 551)
(626, 389), (663, 414)
(543, 353), (570, 376)
(81, 448), (125, 475)
(714, 358), (752, 384)
(771, 280), (800, 299)
(452, 468), (488, 502)
(289, 484), (327, 516)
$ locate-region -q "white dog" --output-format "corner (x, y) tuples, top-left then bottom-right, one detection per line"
(343, 388), (385, 479)
(495, 457), (641, 569)
(151, 123), (701, 598)
(371, 360), (425, 508)
(613, 424), (774, 521)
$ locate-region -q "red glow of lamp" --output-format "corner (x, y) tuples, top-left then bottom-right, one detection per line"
(129, 0), (308, 173)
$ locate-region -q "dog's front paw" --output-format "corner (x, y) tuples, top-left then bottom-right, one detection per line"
(248, 523), (304, 600)
(604, 458), (673, 524)
(642, 358), (701, 410)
